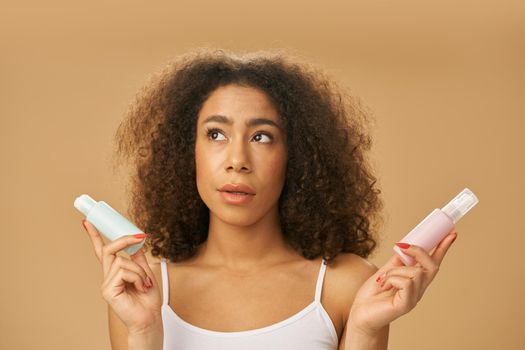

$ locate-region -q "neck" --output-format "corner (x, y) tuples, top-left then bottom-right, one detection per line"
(196, 207), (298, 272)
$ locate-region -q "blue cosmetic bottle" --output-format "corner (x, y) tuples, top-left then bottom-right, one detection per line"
(74, 194), (145, 255)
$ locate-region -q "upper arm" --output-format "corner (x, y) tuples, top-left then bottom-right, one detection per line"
(108, 261), (163, 350)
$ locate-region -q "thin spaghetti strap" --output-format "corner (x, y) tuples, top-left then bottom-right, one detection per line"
(160, 259), (169, 305)
(314, 259), (328, 303)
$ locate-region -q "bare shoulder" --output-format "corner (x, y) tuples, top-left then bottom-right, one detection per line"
(324, 252), (378, 325)
(328, 252), (378, 283)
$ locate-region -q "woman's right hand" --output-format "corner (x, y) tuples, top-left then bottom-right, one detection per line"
(81, 219), (163, 336)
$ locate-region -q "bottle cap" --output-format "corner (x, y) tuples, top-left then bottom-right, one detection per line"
(441, 188), (479, 223)
(74, 194), (97, 216)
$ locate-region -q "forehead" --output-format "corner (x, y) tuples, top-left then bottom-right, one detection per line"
(197, 84), (281, 126)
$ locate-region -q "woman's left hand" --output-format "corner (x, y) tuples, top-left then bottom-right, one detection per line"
(347, 230), (458, 337)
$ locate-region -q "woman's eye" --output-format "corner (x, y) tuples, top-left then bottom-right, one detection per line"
(207, 129), (227, 141)
(252, 133), (273, 143)
(206, 128), (273, 143)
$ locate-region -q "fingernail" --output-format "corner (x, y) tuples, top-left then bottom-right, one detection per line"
(395, 242), (411, 249)
(143, 276), (152, 288)
(132, 249), (144, 257)
(133, 233), (148, 239)
(376, 272), (385, 283)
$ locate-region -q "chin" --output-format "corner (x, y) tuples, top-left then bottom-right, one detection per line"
(210, 207), (266, 227)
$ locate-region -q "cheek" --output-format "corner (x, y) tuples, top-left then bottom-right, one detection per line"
(195, 144), (224, 193)
(262, 152), (287, 187)
(194, 143), (211, 185)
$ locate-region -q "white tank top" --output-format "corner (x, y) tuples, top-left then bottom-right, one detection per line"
(160, 258), (339, 349)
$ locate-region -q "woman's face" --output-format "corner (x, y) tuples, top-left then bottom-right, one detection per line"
(195, 84), (287, 226)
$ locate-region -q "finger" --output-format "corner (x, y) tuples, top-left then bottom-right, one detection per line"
(106, 256), (150, 288)
(381, 275), (419, 310)
(130, 249), (155, 288)
(354, 254), (407, 297)
(378, 266), (424, 284)
(101, 234), (148, 277)
(429, 232), (458, 265)
(373, 253), (406, 281)
(102, 267), (148, 299)
(428, 228), (457, 254)
(396, 244), (439, 276)
(82, 220), (105, 261)
(379, 269), (425, 300)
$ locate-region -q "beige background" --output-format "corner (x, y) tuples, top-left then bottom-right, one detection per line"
(1, 1), (523, 349)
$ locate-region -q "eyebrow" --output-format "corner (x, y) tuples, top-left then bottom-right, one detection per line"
(202, 114), (281, 130)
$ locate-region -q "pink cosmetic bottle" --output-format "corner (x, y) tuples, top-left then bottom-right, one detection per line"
(393, 188), (479, 266)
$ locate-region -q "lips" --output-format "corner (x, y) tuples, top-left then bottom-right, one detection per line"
(218, 183), (256, 195)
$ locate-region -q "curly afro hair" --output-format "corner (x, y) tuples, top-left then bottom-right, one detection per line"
(113, 48), (384, 265)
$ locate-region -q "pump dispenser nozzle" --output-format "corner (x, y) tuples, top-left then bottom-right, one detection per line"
(441, 188), (479, 224)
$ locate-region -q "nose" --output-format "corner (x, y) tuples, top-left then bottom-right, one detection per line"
(226, 137), (251, 173)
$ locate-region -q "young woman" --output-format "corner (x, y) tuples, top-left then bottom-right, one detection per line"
(81, 49), (458, 350)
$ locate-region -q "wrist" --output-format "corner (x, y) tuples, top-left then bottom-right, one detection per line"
(345, 327), (380, 350)
(128, 317), (163, 350)
(346, 312), (378, 338)
(347, 322), (379, 339)
(128, 329), (163, 350)
(345, 323), (389, 350)
(127, 312), (163, 334)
